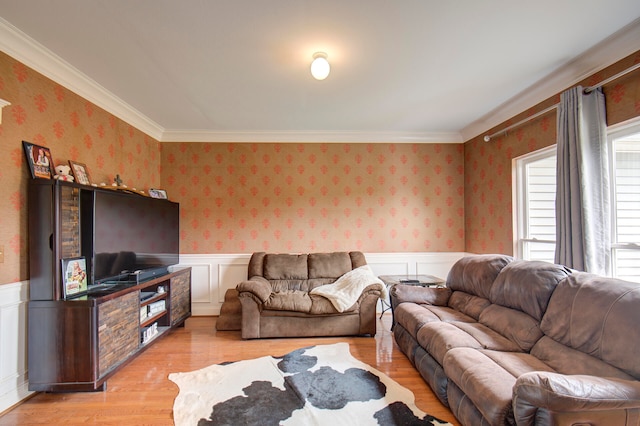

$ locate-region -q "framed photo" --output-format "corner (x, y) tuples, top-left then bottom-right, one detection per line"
(61, 257), (88, 298)
(149, 188), (168, 199)
(22, 141), (53, 179)
(69, 160), (92, 185)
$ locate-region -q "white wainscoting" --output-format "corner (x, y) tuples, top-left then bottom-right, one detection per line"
(0, 252), (467, 412)
(177, 252), (468, 316)
(0, 281), (32, 414)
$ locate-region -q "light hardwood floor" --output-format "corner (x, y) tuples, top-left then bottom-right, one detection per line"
(1, 314), (459, 425)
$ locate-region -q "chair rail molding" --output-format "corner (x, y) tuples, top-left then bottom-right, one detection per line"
(178, 252), (467, 315)
(0, 253), (467, 411)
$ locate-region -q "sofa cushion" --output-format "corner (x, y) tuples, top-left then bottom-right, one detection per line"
(477, 349), (555, 378)
(447, 291), (491, 320)
(419, 305), (477, 323)
(540, 272), (640, 379)
(417, 321), (523, 365)
(264, 290), (312, 312)
(479, 304), (543, 352)
(394, 303), (475, 337)
(268, 278), (334, 293)
(308, 252), (352, 279)
(394, 303), (446, 336)
(247, 252), (267, 278)
(308, 294), (357, 314)
(263, 254), (308, 280)
(489, 260), (570, 321)
(443, 347), (517, 425)
(446, 254), (513, 298)
(444, 347), (555, 425)
(349, 251), (368, 269)
(530, 336), (636, 381)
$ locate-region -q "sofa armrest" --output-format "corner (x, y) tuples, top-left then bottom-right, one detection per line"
(390, 284), (451, 306)
(356, 284), (384, 301)
(236, 276), (272, 303)
(513, 371), (640, 425)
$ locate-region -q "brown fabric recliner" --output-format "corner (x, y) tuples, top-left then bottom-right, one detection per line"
(236, 251), (384, 339)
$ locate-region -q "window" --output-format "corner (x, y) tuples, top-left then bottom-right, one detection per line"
(609, 125), (640, 282)
(513, 120), (640, 283)
(513, 146), (556, 263)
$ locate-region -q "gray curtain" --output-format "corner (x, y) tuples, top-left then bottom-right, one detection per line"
(554, 86), (610, 274)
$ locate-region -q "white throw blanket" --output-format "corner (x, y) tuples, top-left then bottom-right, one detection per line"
(310, 265), (387, 312)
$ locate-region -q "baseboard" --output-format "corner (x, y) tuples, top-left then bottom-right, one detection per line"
(0, 380), (32, 416)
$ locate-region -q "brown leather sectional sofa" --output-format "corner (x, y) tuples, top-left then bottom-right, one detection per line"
(392, 254), (640, 425)
(237, 251), (385, 339)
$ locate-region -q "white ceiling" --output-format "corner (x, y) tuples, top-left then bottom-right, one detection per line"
(1, 1), (640, 143)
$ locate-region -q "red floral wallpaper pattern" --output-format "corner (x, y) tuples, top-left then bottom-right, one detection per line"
(464, 112), (556, 254)
(464, 51), (640, 255)
(1, 47), (639, 286)
(0, 52), (162, 284)
(161, 142), (465, 254)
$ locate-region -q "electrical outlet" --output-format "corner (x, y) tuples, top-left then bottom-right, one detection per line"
(0, 245), (3, 263)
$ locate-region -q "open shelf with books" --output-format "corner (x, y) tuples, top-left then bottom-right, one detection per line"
(27, 180), (191, 392)
(139, 283), (171, 345)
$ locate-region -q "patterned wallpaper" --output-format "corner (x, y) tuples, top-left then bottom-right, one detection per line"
(161, 142), (465, 254)
(0, 51), (464, 285)
(464, 50), (640, 254)
(0, 52), (161, 284)
(1, 47), (639, 286)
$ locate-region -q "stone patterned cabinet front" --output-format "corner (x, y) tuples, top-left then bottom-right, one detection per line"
(98, 292), (140, 377)
(171, 269), (191, 326)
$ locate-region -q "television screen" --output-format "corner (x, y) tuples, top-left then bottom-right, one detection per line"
(91, 190), (179, 284)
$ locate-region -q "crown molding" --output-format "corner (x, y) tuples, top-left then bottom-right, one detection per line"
(160, 130), (463, 143)
(0, 17), (461, 144)
(3, 14), (637, 145)
(460, 17), (640, 142)
(0, 18), (165, 140)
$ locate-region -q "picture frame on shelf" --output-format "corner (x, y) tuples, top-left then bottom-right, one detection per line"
(149, 188), (168, 199)
(22, 140), (54, 179)
(61, 256), (88, 298)
(68, 160), (92, 185)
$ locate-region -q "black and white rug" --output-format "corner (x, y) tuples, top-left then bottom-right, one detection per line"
(169, 342), (452, 425)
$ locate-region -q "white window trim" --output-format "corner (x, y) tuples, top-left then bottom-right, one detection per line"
(511, 117), (640, 279)
(607, 118), (640, 280)
(512, 145), (556, 259)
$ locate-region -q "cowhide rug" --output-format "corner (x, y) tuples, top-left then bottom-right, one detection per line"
(169, 342), (452, 426)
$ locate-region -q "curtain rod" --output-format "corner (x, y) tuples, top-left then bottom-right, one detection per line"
(584, 62), (640, 93)
(483, 104), (557, 142)
(484, 61), (640, 142)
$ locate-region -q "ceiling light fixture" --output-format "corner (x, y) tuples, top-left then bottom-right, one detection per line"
(310, 52), (330, 80)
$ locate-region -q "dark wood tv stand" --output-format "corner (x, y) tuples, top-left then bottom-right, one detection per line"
(28, 269), (191, 392)
(27, 180), (190, 392)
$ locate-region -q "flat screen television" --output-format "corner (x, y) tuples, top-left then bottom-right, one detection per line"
(88, 190), (180, 285)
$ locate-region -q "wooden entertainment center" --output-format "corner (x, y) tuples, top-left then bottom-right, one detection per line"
(28, 180), (191, 392)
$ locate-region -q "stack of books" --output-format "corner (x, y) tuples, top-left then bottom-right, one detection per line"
(148, 300), (166, 316)
(139, 306), (148, 322)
